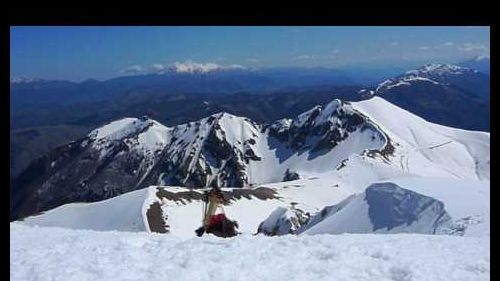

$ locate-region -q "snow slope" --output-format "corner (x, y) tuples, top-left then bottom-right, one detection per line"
(11, 224), (490, 281)
(351, 96), (490, 181)
(300, 182), (457, 236)
(19, 188), (149, 232)
(18, 175), (489, 238)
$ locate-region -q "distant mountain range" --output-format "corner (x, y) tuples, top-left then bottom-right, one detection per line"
(10, 67), (358, 107)
(364, 63), (489, 131)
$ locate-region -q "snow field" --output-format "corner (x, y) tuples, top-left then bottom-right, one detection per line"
(11, 224), (489, 281)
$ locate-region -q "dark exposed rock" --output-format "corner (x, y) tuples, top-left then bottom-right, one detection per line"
(257, 205), (309, 236)
(283, 169), (300, 181)
(10, 124), (161, 221)
(146, 202), (169, 234)
(155, 186), (279, 204)
(243, 148), (261, 163)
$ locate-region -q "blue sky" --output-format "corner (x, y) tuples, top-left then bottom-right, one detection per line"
(10, 26), (490, 81)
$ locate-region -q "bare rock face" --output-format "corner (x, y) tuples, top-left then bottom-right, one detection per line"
(268, 99), (381, 155)
(144, 113), (260, 188)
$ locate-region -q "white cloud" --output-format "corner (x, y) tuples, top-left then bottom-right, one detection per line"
(327, 50), (340, 59)
(149, 64), (166, 71)
(419, 46), (431, 51)
(458, 42), (489, 52)
(390, 42), (399, 46)
(443, 42), (454, 46)
(246, 58), (259, 63)
(294, 54), (317, 60)
(121, 65), (143, 73)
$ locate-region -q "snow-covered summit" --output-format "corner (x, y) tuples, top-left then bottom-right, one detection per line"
(10, 76), (45, 84)
(89, 117), (155, 141)
(169, 61), (246, 74)
(405, 63), (474, 76)
(88, 117), (171, 156)
(474, 55), (490, 62)
(375, 63), (478, 93)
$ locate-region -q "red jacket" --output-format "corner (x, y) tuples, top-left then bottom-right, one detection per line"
(208, 213), (225, 227)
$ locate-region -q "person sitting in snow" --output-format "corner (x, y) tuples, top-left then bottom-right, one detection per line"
(195, 187), (239, 237)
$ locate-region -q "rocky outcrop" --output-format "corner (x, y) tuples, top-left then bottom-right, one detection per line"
(257, 205), (309, 236)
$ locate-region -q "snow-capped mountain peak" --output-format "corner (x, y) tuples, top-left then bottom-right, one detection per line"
(474, 55), (490, 62)
(87, 117), (171, 154)
(405, 63), (475, 76)
(375, 63), (479, 93)
(89, 117), (155, 141)
(10, 76), (45, 84)
(169, 61), (246, 74)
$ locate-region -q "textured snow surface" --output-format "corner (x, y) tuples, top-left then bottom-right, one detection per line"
(299, 177), (489, 237)
(20, 188), (149, 232)
(352, 97), (490, 180)
(11, 224), (489, 281)
(90, 118), (146, 140)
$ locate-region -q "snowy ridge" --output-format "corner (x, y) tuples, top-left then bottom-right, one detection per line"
(87, 117), (172, 188)
(375, 63), (478, 93)
(299, 182), (454, 235)
(18, 175), (489, 238)
(149, 100), (386, 188)
(475, 55), (490, 61)
(170, 61), (246, 74)
(18, 188), (149, 232)
(405, 63), (473, 76)
(10, 76), (45, 84)
(351, 97), (489, 181)
(156, 112), (265, 187)
(89, 117), (171, 152)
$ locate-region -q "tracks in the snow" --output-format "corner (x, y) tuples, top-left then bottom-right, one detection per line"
(400, 140), (454, 173)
